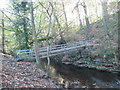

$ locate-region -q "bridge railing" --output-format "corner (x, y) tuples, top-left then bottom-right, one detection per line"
(17, 40), (94, 57)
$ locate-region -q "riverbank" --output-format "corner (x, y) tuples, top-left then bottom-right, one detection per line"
(63, 58), (120, 73)
(58, 50), (120, 73)
(0, 53), (59, 88)
(16, 50), (120, 73)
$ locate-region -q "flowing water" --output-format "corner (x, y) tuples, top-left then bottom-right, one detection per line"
(39, 60), (120, 88)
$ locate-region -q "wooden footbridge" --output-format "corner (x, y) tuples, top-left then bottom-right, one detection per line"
(17, 40), (96, 58)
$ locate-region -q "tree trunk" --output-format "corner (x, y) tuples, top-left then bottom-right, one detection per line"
(46, 17), (52, 66)
(30, 2), (40, 65)
(83, 2), (91, 39)
(54, 14), (64, 42)
(94, 0), (99, 18)
(23, 15), (29, 49)
(62, 1), (69, 31)
(117, 1), (120, 66)
(101, 0), (110, 40)
(2, 11), (5, 53)
(23, 3), (29, 49)
(76, 5), (83, 30)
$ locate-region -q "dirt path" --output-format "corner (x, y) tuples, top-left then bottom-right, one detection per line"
(0, 53), (58, 88)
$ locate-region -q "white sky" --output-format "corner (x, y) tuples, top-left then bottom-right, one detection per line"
(0, 0), (118, 24)
(0, 0), (37, 9)
(0, 0), (9, 9)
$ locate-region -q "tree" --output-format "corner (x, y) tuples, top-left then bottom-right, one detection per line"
(22, 2), (29, 49)
(10, 0), (31, 50)
(73, 1), (83, 30)
(53, 2), (66, 44)
(30, 1), (40, 65)
(101, 0), (110, 40)
(78, 1), (91, 39)
(1, 11), (5, 53)
(83, 2), (91, 37)
(94, 0), (99, 18)
(54, 11), (66, 44)
(108, 1), (118, 14)
(38, 1), (54, 65)
(61, 0), (69, 31)
(117, 1), (120, 68)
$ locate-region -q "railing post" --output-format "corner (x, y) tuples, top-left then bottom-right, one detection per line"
(30, 49), (32, 56)
(49, 46), (51, 52)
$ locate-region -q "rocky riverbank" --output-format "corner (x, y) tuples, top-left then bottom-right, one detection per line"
(59, 50), (120, 73)
(62, 58), (120, 73)
(16, 50), (120, 73)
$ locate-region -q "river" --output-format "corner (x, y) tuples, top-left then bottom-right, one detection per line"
(39, 59), (120, 88)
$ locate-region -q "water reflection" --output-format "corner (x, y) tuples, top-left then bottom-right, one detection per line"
(39, 59), (120, 88)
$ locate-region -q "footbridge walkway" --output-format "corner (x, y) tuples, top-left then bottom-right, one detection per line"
(17, 40), (96, 58)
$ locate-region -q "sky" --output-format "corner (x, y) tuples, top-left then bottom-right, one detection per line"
(0, 0), (118, 24)
(0, 0), (9, 9)
(0, 0), (37, 9)
(0, 0), (118, 9)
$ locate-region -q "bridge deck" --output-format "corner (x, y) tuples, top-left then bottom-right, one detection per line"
(17, 40), (95, 58)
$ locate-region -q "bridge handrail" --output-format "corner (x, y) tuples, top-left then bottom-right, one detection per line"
(17, 40), (94, 57)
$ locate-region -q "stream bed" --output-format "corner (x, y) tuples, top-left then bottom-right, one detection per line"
(39, 60), (120, 88)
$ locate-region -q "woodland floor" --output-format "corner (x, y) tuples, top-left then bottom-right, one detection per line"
(0, 53), (59, 88)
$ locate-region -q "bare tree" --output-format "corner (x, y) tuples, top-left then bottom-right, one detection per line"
(83, 2), (91, 36)
(94, 0), (99, 18)
(30, 2), (40, 65)
(1, 11), (5, 53)
(46, 2), (54, 66)
(61, 0), (69, 31)
(118, 1), (120, 69)
(53, 2), (66, 44)
(54, 12), (66, 44)
(39, 1), (54, 65)
(73, 1), (83, 30)
(78, 1), (91, 39)
(101, 0), (110, 40)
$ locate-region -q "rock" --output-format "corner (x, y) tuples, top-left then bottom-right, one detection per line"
(16, 58), (24, 62)
(93, 58), (105, 63)
(62, 62), (72, 64)
(76, 60), (85, 64)
(104, 64), (114, 67)
(57, 83), (64, 88)
(62, 55), (70, 62)
(94, 85), (100, 88)
(92, 83), (96, 86)
(82, 86), (87, 88)
(42, 75), (50, 79)
(116, 80), (120, 85)
(71, 82), (78, 86)
(51, 80), (55, 83)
